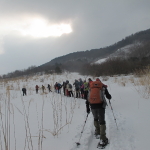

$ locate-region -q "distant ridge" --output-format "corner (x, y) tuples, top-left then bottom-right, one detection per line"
(40, 28), (150, 67)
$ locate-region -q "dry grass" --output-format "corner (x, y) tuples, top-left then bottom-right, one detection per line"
(113, 76), (128, 87)
(44, 94), (77, 137)
(133, 66), (150, 99)
(0, 86), (11, 150)
(102, 76), (109, 81)
(0, 74), (82, 149)
(129, 76), (135, 83)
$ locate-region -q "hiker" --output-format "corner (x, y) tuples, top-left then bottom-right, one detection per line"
(65, 80), (69, 96)
(57, 83), (62, 94)
(79, 78), (83, 96)
(80, 82), (84, 99)
(54, 82), (58, 93)
(22, 87), (27, 96)
(62, 81), (66, 95)
(66, 82), (74, 97)
(35, 85), (39, 94)
(84, 80), (89, 100)
(42, 85), (45, 93)
(86, 78), (111, 148)
(88, 78), (93, 88)
(47, 84), (52, 92)
(73, 79), (80, 98)
(79, 78), (83, 87)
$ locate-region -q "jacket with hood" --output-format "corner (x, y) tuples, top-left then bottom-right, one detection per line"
(73, 80), (80, 90)
(66, 83), (72, 91)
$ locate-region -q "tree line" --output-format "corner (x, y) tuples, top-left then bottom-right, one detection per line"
(1, 40), (150, 79)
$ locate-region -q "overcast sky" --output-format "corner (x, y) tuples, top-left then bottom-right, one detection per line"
(0, 0), (150, 75)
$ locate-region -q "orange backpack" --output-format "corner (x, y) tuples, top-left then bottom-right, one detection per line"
(89, 81), (103, 104)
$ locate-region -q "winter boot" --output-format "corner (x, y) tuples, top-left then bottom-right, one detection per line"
(97, 138), (108, 149)
(81, 94), (84, 99)
(94, 121), (100, 139)
(83, 94), (84, 99)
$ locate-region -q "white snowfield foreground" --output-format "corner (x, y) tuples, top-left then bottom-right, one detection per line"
(0, 73), (149, 150)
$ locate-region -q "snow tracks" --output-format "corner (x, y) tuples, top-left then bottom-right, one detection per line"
(70, 105), (136, 150)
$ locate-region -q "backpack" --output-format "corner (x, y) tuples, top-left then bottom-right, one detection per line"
(58, 83), (62, 89)
(68, 83), (72, 89)
(89, 81), (104, 104)
(79, 80), (83, 87)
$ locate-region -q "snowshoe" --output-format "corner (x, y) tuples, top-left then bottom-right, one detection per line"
(95, 134), (100, 139)
(97, 138), (109, 149)
(94, 132), (100, 139)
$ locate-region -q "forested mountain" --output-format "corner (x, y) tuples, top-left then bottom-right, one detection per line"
(1, 28), (150, 79)
(41, 28), (150, 66)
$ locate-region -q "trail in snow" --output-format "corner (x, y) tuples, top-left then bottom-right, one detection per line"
(70, 103), (136, 150)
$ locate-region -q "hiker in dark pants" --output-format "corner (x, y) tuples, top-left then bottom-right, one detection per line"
(47, 84), (52, 92)
(35, 85), (39, 94)
(42, 85), (45, 93)
(81, 83), (84, 99)
(54, 82), (58, 93)
(73, 79), (80, 98)
(86, 78), (111, 148)
(57, 83), (62, 94)
(84, 80), (89, 100)
(22, 88), (27, 96)
(65, 80), (69, 96)
(66, 82), (74, 97)
(62, 82), (66, 95)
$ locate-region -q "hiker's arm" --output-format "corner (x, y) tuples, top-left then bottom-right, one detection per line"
(105, 88), (112, 100)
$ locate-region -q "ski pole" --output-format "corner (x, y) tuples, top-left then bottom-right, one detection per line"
(76, 113), (89, 146)
(108, 99), (118, 130)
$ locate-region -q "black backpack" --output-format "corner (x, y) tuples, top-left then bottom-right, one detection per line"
(68, 84), (72, 89)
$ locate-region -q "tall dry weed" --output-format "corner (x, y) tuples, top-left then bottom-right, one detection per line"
(44, 94), (76, 137)
(133, 66), (150, 99)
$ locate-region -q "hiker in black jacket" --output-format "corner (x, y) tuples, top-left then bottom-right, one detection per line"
(62, 81), (66, 95)
(22, 88), (27, 96)
(47, 84), (52, 92)
(73, 79), (80, 98)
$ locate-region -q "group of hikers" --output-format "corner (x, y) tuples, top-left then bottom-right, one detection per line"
(22, 77), (112, 148)
(54, 78), (89, 99)
(22, 84), (52, 96)
(35, 84), (52, 93)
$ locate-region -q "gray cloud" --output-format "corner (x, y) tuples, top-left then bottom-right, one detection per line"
(0, 0), (150, 74)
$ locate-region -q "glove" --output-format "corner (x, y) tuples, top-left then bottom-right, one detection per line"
(87, 108), (90, 114)
(105, 88), (112, 100)
(86, 105), (90, 114)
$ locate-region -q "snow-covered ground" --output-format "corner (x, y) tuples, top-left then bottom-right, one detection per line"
(0, 72), (149, 150)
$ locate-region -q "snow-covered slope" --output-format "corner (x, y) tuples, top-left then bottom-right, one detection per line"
(94, 44), (133, 64)
(0, 73), (149, 150)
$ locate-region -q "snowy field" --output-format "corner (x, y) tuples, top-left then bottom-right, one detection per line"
(0, 72), (150, 150)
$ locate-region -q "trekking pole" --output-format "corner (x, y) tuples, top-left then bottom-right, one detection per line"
(108, 99), (118, 130)
(76, 113), (89, 146)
